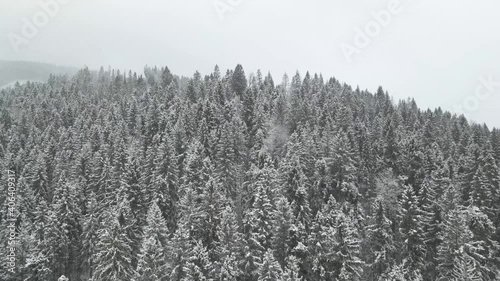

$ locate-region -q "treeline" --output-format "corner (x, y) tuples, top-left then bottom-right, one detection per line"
(0, 60), (78, 88)
(0, 64), (499, 280)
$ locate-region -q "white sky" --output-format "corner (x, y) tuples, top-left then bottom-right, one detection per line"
(1, 0), (499, 128)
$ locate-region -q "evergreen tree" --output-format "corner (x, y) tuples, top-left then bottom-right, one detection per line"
(217, 205), (243, 280)
(437, 207), (483, 281)
(232, 64), (247, 97)
(271, 197), (295, 268)
(365, 199), (395, 280)
(283, 256), (303, 281)
(257, 250), (283, 281)
(418, 178), (443, 281)
(306, 196), (339, 280)
(48, 177), (82, 280)
(161, 66), (174, 88)
(451, 252), (483, 281)
(334, 208), (364, 281)
(153, 134), (179, 230)
(81, 192), (99, 280)
(246, 166), (275, 250)
(398, 184), (424, 277)
(135, 236), (168, 281)
(93, 209), (135, 281)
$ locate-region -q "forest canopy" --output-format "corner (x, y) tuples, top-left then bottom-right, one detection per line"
(0, 64), (499, 281)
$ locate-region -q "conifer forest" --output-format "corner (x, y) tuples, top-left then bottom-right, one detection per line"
(1, 64), (500, 281)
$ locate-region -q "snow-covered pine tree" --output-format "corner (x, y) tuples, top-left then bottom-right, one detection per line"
(306, 196), (339, 280)
(417, 177), (442, 281)
(135, 200), (170, 280)
(451, 252), (483, 281)
(283, 255), (303, 281)
(365, 198), (396, 280)
(271, 196), (295, 269)
(398, 184), (424, 278)
(81, 192), (99, 280)
(92, 208), (135, 281)
(257, 249), (283, 281)
(232, 64), (247, 98)
(217, 205), (243, 280)
(436, 207), (483, 281)
(334, 207), (364, 281)
(153, 133), (179, 231)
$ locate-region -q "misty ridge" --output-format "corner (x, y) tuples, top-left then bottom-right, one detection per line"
(0, 62), (499, 281)
(0, 60), (78, 89)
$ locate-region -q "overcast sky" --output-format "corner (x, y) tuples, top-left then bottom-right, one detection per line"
(1, 0), (499, 128)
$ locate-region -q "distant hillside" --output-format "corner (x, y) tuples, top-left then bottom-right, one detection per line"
(0, 60), (78, 87)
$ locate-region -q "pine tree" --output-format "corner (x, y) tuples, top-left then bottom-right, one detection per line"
(331, 129), (360, 205)
(214, 117), (244, 198)
(247, 166), (275, 250)
(232, 64), (247, 97)
(238, 230), (265, 281)
(459, 141), (481, 204)
(217, 205), (243, 280)
(306, 196), (339, 280)
(257, 250), (283, 281)
(161, 66), (174, 88)
(24, 151), (50, 202)
(181, 140), (208, 197)
(186, 241), (216, 280)
(135, 236), (168, 281)
(418, 177), (443, 281)
(473, 151), (500, 222)
(271, 197), (295, 268)
(48, 177), (82, 279)
(283, 256), (303, 281)
(384, 113), (401, 172)
(383, 263), (406, 281)
(465, 206), (500, 280)
(197, 176), (225, 260)
(288, 72), (303, 133)
(81, 192), (99, 280)
(279, 133), (313, 231)
(142, 200), (169, 247)
(334, 208), (364, 281)
(93, 209), (135, 281)
(153, 134), (179, 231)
(365, 199), (395, 280)
(135, 200), (170, 281)
(122, 142), (147, 225)
(116, 194), (142, 269)
(398, 184), (424, 277)
(23, 200), (60, 281)
(166, 223), (192, 280)
(437, 207), (483, 281)
(168, 172), (222, 280)
(491, 129), (500, 163)
(451, 252), (483, 281)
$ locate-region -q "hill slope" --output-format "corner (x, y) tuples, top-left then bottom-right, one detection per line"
(0, 64), (499, 281)
(0, 60), (78, 87)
